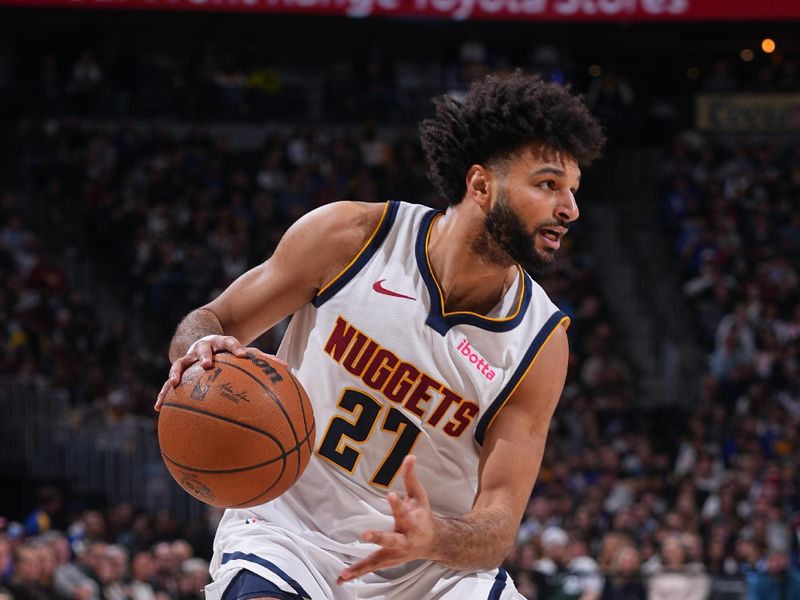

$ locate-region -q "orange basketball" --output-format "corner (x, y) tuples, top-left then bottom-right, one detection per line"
(157, 350), (315, 508)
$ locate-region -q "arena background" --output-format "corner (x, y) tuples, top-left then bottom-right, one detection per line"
(0, 1), (799, 598)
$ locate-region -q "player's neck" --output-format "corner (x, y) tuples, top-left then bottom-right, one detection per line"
(428, 204), (518, 315)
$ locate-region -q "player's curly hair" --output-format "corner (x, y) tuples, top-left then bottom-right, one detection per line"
(420, 71), (605, 205)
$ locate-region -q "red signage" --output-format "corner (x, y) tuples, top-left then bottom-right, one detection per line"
(3, 0), (799, 20)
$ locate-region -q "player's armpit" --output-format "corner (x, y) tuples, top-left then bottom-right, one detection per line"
(431, 323), (570, 570)
(203, 201), (386, 345)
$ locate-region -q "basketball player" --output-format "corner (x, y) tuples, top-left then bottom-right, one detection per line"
(156, 72), (605, 599)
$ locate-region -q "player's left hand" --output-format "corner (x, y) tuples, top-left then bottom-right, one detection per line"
(337, 455), (438, 584)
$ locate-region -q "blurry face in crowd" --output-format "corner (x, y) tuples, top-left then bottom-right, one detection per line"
(82, 511), (106, 540)
(766, 552), (789, 574)
(542, 541), (568, 565)
(599, 533), (627, 568)
(13, 547), (41, 583)
(181, 565), (209, 592)
(47, 535), (71, 564)
(474, 146), (581, 275)
(615, 546), (641, 577)
(569, 540), (590, 560)
(681, 533), (703, 562)
(37, 545), (57, 582)
(171, 540), (192, 564)
(106, 546), (127, 582)
(81, 542), (108, 574)
(708, 539), (726, 562)
(153, 542), (177, 574)
(661, 536), (686, 568)
(132, 552), (156, 581)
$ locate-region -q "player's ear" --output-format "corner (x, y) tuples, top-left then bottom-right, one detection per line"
(465, 165), (492, 213)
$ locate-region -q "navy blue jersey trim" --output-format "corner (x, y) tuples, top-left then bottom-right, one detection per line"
(222, 569), (303, 600)
(312, 200), (399, 308)
(487, 568), (508, 600)
(414, 209), (531, 336)
(474, 311), (568, 446)
(221, 552), (311, 599)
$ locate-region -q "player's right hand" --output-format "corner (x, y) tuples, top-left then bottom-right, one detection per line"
(154, 334), (247, 412)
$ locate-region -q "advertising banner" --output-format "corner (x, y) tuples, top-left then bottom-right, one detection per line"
(3, 0), (800, 21)
(696, 94), (800, 133)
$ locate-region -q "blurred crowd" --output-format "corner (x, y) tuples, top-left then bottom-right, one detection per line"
(0, 489), (218, 600)
(5, 119), (436, 413)
(3, 34), (796, 141)
(613, 133), (800, 599)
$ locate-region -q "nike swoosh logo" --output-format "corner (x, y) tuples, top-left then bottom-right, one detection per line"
(372, 279), (416, 301)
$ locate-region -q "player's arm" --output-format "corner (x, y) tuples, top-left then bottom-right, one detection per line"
(430, 323), (568, 569)
(339, 323), (569, 580)
(156, 201), (384, 409)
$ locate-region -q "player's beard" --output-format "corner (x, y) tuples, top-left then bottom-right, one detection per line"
(473, 188), (560, 275)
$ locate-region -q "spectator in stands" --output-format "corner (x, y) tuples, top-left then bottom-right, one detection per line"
(36, 541), (73, 600)
(129, 550), (168, 600)
(599, 545), (646, 600)
(7, 543), (48, 600)
(151, 541), (179, 598)
(532, 527), (602, 599)
(76, 541), (107, 594)
(24, 486), (63, 536)
(46, 531), (98, 600)
(102, 545), (128, 600)
(176, 558), (209, 600)
(648, 534), (710, 600)
(741, 550), (800, 600)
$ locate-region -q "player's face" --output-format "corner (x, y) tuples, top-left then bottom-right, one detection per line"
(479, 147), (581, 273)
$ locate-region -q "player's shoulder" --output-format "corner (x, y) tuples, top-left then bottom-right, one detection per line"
(301, 200), (389, 249)
(288, 201), (395, 293)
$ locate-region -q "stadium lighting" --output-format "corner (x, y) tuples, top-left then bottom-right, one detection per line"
(687, 67), (700, 80)
(740, 49), (755, 62)
(588, 64), (603, 77)
(761, 38), (776, 54)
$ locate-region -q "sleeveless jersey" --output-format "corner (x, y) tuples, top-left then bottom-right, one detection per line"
(216, 200), (568, 570)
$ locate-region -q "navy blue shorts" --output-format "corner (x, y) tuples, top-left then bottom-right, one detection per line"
(221, 569), (304, 600)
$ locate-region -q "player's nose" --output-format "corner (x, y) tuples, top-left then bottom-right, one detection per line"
(556, 191), (580, 223)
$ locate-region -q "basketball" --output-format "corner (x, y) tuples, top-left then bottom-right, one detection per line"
(157, 350), (315, 508)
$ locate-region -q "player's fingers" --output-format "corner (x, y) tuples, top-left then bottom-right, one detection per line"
(387, 492), (413, 530)
(362, 530), (407, 550)
(169, 356), (195, 382)
(338, 549), (399, 584)
(195, 340), (214, 368)
(401, 455), (428, 504)
(154, 379), (173, 411)
(156, 356), (194, 410)
(223, 337), (247, 357)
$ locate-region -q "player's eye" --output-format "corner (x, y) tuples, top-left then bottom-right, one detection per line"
(538, 180), (558, 191)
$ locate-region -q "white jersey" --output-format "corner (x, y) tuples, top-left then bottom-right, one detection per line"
(209, 201), (568, 599)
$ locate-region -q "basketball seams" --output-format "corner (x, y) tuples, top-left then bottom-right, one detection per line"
(214, 352), (308, 480)
(160, 448), (286, 474)
(214, 357), (304, 463)
(228, 423), (317, 509)
(159, 402), (313, 458)
(160, 421), (316, 508)
(160, 401), (288, 450)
